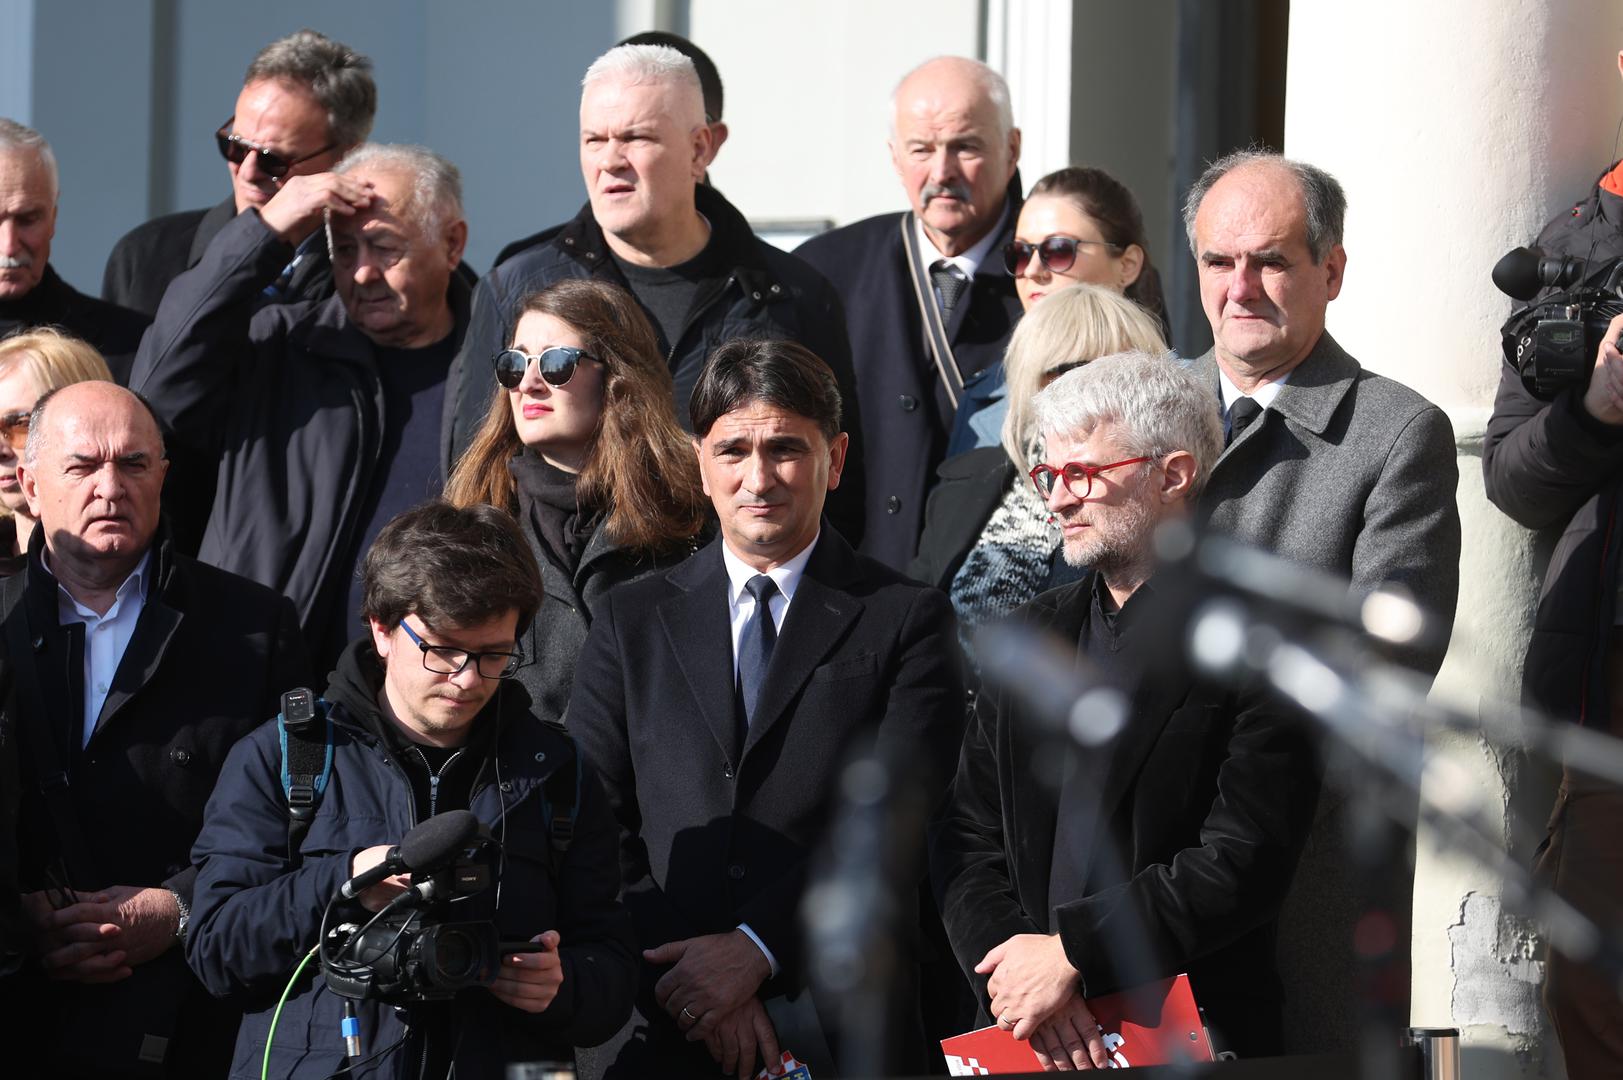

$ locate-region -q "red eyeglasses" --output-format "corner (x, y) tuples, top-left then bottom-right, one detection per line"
(1028, 456), (1152, 499)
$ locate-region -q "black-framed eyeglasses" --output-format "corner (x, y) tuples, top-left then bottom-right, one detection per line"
(0, 409), (30, 452)
(1003, 235), (1124, 276)
(493, 346), (594, 389)
(399, 619), (523, 680)
(215, 116), (336, 180)
(1028, 456), (1152, 499)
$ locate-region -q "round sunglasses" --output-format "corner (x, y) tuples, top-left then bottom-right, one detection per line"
(1003, 235), (1124, 276)
(493, 346), (595, 389)
(214, 117), (336, 180)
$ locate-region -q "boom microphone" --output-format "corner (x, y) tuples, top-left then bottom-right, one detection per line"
(1492, 245), (1588, 301)
(338, 810), (480, 900)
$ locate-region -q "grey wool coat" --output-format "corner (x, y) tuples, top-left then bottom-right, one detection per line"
(1189, 330), (1461, 1056)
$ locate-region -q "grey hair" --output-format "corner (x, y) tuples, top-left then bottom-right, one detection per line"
(581, 44), (704, 127)
(0, 118), (58, 201)
(244, 29), (377, 149)
(1182, 149), (1347, 264)
(1032, 351), (1224, 499)
(25, 383), (165, 467)
(889, 56), (1015, 142)
(331, 143), (463, 239)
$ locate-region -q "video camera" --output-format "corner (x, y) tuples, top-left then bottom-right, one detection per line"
(319, 810), (506, 1004)
(1494, 245), (1623, 399)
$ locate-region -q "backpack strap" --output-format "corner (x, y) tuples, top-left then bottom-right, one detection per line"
(539, 736), (582, 866)
(276, 688), (332, 860)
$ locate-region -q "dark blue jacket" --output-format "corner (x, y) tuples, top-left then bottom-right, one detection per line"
(187, 643), (637, 1079)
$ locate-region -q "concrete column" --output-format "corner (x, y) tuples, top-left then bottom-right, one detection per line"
(1284, 3), (1623, 1075)
(984, 0), (1073, 183)
(0, 0), (35, 121)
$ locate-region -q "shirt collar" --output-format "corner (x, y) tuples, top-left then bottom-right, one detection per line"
(1217, 366), (1291, 414)
(914, 196), (1013, 281)
(53, 548), (153, 621)
(720, 531), (820, 609)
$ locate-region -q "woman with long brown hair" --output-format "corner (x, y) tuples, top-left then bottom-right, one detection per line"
(445, 278), (709, 727)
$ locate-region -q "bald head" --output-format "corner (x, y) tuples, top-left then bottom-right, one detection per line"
(27, 381), (162, 466)
(889, 56), (1021, 256)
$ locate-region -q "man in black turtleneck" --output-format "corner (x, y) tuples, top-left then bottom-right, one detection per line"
(0, 119), (148, 382)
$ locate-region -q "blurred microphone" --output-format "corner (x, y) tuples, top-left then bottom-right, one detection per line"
(338, 810), (479, 900)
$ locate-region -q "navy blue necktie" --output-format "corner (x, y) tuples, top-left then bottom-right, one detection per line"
(737, 574), (779, 728)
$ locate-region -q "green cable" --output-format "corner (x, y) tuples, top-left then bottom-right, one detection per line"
(263, 945), (320, 1080)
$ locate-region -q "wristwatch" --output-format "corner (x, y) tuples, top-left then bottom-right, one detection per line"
(168, 888), (190, 946)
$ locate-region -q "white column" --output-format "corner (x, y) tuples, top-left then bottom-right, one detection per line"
(1285, 4), (1623, 1075)
(984, 0), (1073, 183)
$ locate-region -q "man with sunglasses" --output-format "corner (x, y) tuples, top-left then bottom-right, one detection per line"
(0, 119), (149, 384)
(187, 501), (637, 1079)
(0, 381), (311, 1077)
(101, 29), (377, 317)
(130, 143), (473, 667)
(931, 351), (1320, 1067)
(796, 56), (1025, 573)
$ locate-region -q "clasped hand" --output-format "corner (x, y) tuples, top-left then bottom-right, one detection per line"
(978, 933), (1111, 1071)
(645, 930), (782, 1078)
(23, 884), (179, 983)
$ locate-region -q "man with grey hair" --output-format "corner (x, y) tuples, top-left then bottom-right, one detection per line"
(0, 118), (149, 381)
(1183, 150), (1460, 1053)
(130, 141), (473, 665)
(103, 28), (377, 316)
(931, 350), (1319, 1066)
(797, 56), (1025, 573)
(444, 42), (865, 543)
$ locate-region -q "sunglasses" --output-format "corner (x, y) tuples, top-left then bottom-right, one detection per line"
(215, 117), (336, 180)
(493, 346), (595, 389)
(0, 410), (27, 452)
(1003, 235), (1124, 276)
(1028, 456), (1152, 500)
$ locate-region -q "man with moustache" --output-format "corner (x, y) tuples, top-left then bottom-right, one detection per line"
(796, 56), (1024, 571)
(131, 143), (472, 666)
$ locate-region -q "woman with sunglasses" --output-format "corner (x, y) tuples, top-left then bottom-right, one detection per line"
(444, 279), (710, 728)
(0, 329), (113, 571)
(911, 284), (1167, 671)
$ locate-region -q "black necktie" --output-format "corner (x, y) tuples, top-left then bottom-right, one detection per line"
(1227, 396), (1263, 446)
(737, 574), (779, 727)
(931, 260), (969, 318)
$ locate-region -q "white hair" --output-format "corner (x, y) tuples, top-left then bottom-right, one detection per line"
(0, 118), (59, 202)
(889, 56), (1015, 141)
(332, 142), (463, 238)
(1032, 351), (1224, 499)
(581, 44), (704, 127)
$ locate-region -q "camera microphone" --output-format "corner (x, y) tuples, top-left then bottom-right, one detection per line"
(338, 810), (480, 900)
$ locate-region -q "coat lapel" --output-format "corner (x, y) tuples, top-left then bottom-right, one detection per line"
(657, 543), (742, 761)
(95, 599), (182, 737)
(1199, 332), (1362, 470)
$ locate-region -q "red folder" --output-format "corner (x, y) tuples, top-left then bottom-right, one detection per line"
(940, 974), (1214, 1073)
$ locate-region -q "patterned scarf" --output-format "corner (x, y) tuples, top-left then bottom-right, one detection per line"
(948, 455), (1060, 667)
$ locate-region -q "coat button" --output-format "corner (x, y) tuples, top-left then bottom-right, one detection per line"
(727, 864), (745, 880)
(534, 752), (547, 763)
(500, 780), (514, 793)
(170, 747), (192, 766)
(898, 394), (917, 412)
(723, 763), (735, 780)
(885, 495), (902, 514)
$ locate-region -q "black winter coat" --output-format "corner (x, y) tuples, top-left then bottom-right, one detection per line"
(442, 184), (865, 545)
(795, 177), (1023, 571)
(0, 527), (312, 1076)
(0, 264), (149, 384)
(1482, 161), (1623, 723)
(129, 210), (472, 658)
(187, 641), (638, 1079)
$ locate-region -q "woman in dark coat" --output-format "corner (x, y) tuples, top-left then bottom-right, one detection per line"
(444, 279), (710, 727)
(911, 283), (1167, 669)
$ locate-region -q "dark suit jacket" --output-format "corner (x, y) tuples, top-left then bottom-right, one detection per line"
(929, 576), (1320, 1057)
(568, 527), (965, 1076)
(795, 177), (1024, 572)
(0, 265), (150, 385)
(0, 528), (312, 1077)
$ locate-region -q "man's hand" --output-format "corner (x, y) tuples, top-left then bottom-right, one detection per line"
(692, 996), (782, 1080)
(645, 930), (771, 1038)
(489, 931), (563, 1014)
(258, 172), (375, 245)
(1029, 995), (1109, 1071)
(350, 845), (411, 913)
(1583, 312), (1623, 425)
(977, 933), (1081, 1042)
(28, 885), (181, 982)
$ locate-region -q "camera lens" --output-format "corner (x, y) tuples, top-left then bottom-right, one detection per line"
(434, 929), (477, 980)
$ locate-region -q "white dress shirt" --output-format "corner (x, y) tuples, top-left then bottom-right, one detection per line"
(716, 532), (821, 977)
(55, 551), (152, 747)
(914, 198), (1012, 308)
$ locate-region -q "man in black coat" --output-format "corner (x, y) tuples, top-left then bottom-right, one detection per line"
(568, 340), (964, 1078)
(131, 143), (471, 667)
(101, 29), (376, 317)
(443, 42), (864, 545)
(930, 352), (1319, 1066)
(796, 56), (1024, 572)
(0, 120), (148, 383)
(0, 381), (311, 1078)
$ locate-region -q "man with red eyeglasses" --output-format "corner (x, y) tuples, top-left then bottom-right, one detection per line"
(102, 29), (377, 317)
(931, 350), (1320, 1067)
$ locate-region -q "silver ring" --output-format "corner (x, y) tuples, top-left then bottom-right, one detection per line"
(682, 1005), (698, 1023)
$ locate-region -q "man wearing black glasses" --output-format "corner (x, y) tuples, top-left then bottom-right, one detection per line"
(101, 29), (376, 317)
(931, 351), (1319, 1066)
(188, 501), (637, 1080)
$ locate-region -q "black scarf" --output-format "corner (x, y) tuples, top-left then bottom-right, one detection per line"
(508, 451), (598, 571)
